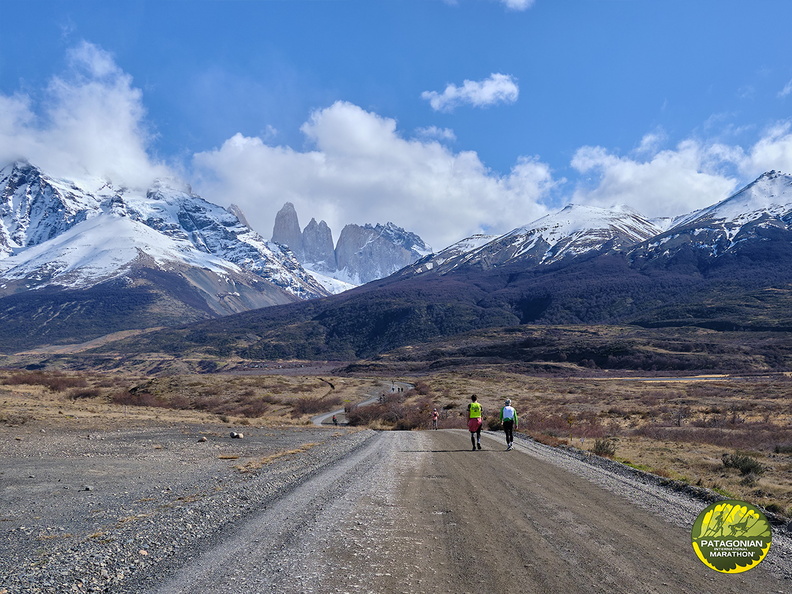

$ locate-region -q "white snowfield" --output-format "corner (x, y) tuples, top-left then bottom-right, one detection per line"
(0, 162), (328, 300)
(409, 170), (792, 275)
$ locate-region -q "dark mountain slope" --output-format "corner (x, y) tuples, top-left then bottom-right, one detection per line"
(91, 240), (792, 362)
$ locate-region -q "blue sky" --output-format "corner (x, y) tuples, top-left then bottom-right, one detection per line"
(3, 0), (792, 249)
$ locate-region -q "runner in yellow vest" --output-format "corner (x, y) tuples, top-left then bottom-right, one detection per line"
(467, 395), (483, 450)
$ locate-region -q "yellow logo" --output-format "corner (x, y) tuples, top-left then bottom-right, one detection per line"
(691, 500), (771, 573)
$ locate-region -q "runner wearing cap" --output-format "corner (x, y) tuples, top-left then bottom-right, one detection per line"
(500, 399), (518, 450)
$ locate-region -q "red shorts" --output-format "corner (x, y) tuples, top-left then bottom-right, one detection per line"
(468, 418), (482, 432)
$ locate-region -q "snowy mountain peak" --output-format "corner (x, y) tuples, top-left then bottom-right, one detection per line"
(400, 204), (661, 276)
(672, 171), (792, 231)
(0, 162), (330, 318)
(511, 204), (659, 246)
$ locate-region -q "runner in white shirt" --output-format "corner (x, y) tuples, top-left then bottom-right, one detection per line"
(499, 399), (518, 451)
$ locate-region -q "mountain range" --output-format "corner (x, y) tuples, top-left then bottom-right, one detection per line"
(0, 161), (331, 349)
(1, 163), (791, 363)
(77, 170), (792, 371)
(271, 202), (432, 286)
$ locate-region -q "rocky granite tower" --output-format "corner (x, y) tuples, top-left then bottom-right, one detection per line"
(271, 202), (304, 260)
(302, 218), (337, 272)
(271, 202), (431, 286)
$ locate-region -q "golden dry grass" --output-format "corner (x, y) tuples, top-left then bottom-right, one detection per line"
(1, 367), (790, 516)
(416, 368), (792, 516)
(0, 370), (374, 429)
(234, 443), (320, 473)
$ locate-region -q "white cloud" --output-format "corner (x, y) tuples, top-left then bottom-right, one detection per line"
(193, 101), (554, 250)
(570, 140), (739, 218)
(0, 41), (171, 188)
(500, 0), (536, 10)
(567, 121), (792, 218)
(778, 79), (792, 98)
(635, 131), (667, 156)
(742, 121), (792, 174)
(422, 73), (519, 113)
(415, 126), (457, 142)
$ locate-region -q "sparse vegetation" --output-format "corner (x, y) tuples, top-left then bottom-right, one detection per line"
(346, 390), (436, 430)
(592, 437), (617, 458)
(0, 366), (790, 517)
(0, 370), (370, 423)
(722, 452), (766, 476)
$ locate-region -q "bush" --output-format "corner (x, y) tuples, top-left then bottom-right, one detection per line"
(722, 452), (765, 476)
(592, 437), (617, 458)
(291, 395), (342, 417)
(345, 395), (434, 430)
(4, 371), (88, 392)
(110, 390), (164, 408)
(67, 388), (101, 400)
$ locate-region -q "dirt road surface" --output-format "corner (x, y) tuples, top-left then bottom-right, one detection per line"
(156, 429), (790, 594)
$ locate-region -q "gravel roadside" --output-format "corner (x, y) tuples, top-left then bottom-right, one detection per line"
(2, 422), (790, 593)
(0, 422), (376, 593)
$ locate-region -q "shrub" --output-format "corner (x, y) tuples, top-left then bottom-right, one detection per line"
(291, 395), (342, 417)
(531, 433), (568, 447)
(592, 437), (617, 458)
(345, 395), (434, 430)
(774, 443), (792, 454)
(110, 390), (164, 408)
(722, 452), (765, 476)
(67, 388), (101, 400)
(4, 371), (88, 391)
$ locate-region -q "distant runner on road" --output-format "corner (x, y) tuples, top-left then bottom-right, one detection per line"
(500, 399), (518, 450)
(431, 408), (439, 430)
(467, 395), (483, 450)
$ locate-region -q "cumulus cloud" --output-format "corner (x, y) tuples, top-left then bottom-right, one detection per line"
(742, 121), (792, 173)
(570, 139), (740, 217)
(193, 101), (554, 250)
(0, 41), (170, 188)
(569, 121), (792, 219)
(422, 73), (519, 113)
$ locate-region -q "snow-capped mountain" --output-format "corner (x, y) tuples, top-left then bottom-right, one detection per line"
(403, 204), (662, 276)
(402, 234), (497, 275)
(401, 171), (792, 281)
(631, 170), (792, 265)
(271, 202), (432, 286)
(0, 161), (329, 316)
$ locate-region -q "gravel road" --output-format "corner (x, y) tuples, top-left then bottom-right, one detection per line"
(2, 424), (790, 593)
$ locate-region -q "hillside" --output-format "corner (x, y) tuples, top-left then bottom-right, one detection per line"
(79, 243), (792, 373)
(4, 170), (792, 367)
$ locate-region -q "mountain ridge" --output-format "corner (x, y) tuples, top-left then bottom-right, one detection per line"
(2, 166), (792, 358)
(79, 171), (792, 365)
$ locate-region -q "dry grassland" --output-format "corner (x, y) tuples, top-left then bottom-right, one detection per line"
(1, 367), (790, 517)
(0, 370), (373, 431)
(417, 368), (792, 516)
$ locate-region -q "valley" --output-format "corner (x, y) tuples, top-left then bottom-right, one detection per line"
(1, 370), (790, 592)
(2, 161), (792, 591)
